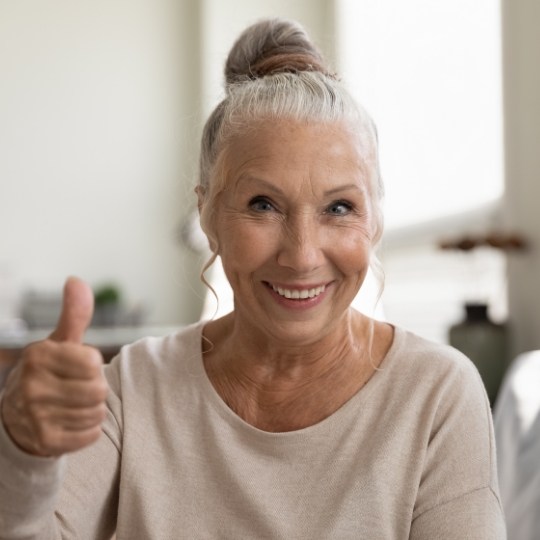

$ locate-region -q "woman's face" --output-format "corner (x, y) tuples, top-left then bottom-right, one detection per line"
(212, 119), (376, 346)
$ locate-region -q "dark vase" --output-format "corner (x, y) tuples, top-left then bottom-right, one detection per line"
(449, 303), (508, 406)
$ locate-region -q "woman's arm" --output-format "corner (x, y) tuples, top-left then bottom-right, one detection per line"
(410, 353), (506, 539)
(0, 278), (123, 539)
(0, 398), (121, 540)
(410, 487), (505, 539)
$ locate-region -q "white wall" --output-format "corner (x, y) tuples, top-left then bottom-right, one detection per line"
(0, 0), (334, 326)
(2, 0), (538, 347)
(0, 0), (204, 324)
(502, 0), (540, 355)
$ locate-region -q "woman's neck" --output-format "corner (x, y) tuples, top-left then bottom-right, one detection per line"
(202, 310), (392, 432)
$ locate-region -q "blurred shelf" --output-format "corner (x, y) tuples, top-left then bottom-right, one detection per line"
(0, 325), (181, 363)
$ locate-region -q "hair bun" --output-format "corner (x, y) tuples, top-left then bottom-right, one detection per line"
(224, 18), (334, 85)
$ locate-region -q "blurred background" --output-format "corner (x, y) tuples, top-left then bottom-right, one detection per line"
(1, 1), (539, 394)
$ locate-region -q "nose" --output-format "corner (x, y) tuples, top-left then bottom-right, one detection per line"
(276, 213), (325, 273)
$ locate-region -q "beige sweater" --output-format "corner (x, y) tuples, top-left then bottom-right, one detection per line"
(0, 322), (506, 539)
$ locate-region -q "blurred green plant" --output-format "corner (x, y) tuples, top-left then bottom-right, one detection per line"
(93, 284), (121, 306)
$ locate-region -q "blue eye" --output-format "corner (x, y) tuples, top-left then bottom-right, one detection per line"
(327, 201), (353, 215)
(249, 196), (275, 212)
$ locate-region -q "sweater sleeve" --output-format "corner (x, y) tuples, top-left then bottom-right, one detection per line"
(409, 351), (506, 539)
(0, 361), (123, 540)
(410, 487), (505, 540)
(0, 392), (64, 539)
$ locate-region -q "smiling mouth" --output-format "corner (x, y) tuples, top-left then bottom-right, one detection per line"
(268, 283), (327, 300)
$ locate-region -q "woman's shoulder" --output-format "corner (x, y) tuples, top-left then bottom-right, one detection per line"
(391, 325), (479, 374)
(103, 321), (205, 390)
(382, 325), (487, 403)
(122, 321), (203, 357)
(359, 312), (476, 384)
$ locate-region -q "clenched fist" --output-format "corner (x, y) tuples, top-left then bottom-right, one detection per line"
(1, 277), (108, 457)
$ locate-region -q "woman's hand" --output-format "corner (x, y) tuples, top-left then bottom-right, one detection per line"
(0, 277), (108, 457)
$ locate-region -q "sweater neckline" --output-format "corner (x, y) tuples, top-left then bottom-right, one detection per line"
(187, 321), (406, 439)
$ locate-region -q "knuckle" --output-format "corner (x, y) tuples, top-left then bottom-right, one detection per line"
(72, 348), (103, 379)
(64, 427), (101, 453)
(19, 377), (42, 401)
(81, 381), (108, 405)
(96, 380), (109, 401)
(29, 403), (50, 423)
(21, 347), (42, 373)
(91, 387), (108, 405)
(88, 377), (108, 402)
(24, 340), (54, 366)
(86, 425), (103, 444)
(86, 348), (104, 371)
(97, 403), (108, 422)
(34, 425), (56, 452)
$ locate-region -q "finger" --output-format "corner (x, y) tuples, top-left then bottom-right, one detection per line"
(31, 424), (103, 457)
(49, 277), (94, 343)
(19, 368), (108, 408)
(46, 378), (108, 408)
(55, 425), (103, 455)
(46, 343), (103, 380)
(1, 393), (104, 457)
(46, 403), (108, 431)
(23, 341), (103, 380)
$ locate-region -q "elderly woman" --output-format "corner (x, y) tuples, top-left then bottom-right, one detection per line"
(0, 19), (505, 539)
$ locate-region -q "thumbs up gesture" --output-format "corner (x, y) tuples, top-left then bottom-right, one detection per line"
(1, 278), (108, 457)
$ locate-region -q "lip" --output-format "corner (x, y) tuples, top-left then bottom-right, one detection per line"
(263, 280), (332, 310)
(265, 281), (330, 291)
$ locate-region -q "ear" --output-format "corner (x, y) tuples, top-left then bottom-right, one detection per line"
(195, 185), (206, 215)
(194, 185), (219, 254)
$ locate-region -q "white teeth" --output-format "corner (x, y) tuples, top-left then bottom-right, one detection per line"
(271, 284), (326, 299)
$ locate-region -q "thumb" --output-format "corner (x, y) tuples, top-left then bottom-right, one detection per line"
(49, 277), (94, 343)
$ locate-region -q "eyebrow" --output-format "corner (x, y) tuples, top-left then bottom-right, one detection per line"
(236, 176), (364, 197)
(323, 184), (364, 196)
(236, 176), (283, 195)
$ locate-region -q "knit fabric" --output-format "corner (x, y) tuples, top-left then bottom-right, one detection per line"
(0, 321), (506, 539)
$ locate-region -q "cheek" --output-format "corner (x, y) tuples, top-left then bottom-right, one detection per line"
(329, 228), (372, 274)
(218, 220), (279, 271)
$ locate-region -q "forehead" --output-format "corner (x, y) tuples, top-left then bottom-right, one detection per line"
(221, 119), (370, 192)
